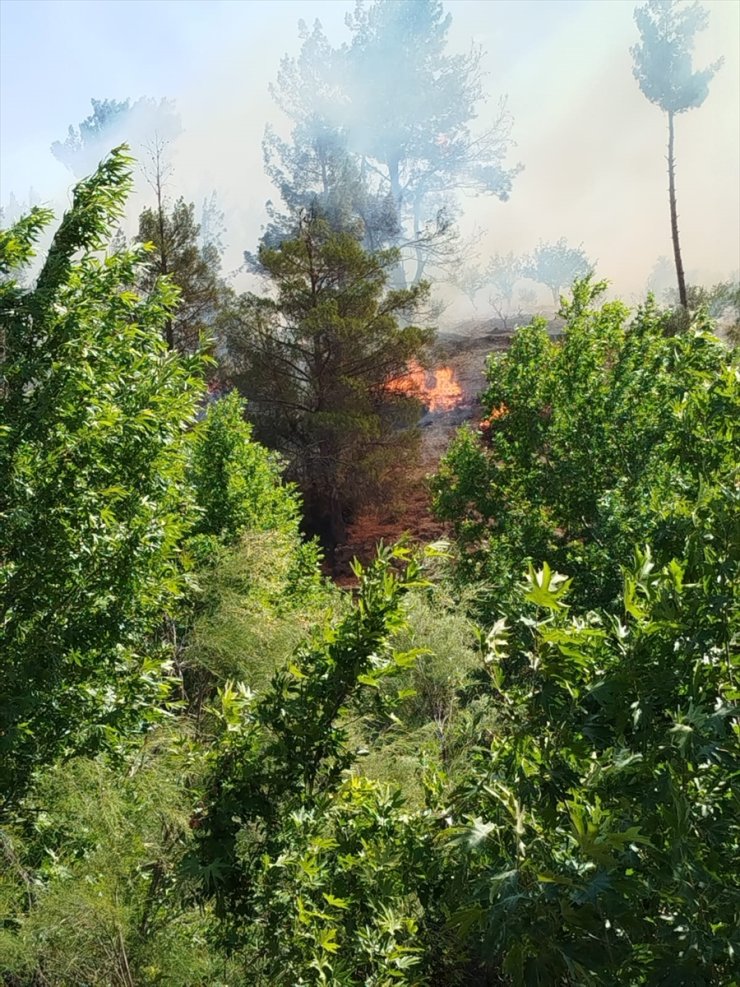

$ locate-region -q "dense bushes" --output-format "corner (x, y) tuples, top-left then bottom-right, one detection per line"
(1, 155), (737, 985)
(189, 547), (443, 985)
(433, 278), (736, 617)
(0, 150), (206, 808)
(0, 150), (327, 982)
(445, 550), (738, 984)
(429, 278), (739, 984)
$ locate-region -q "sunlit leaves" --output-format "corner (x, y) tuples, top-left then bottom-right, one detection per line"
(522, 561), (572, 611)
(0, 149), (206, 806)
(433, 279), (738, 983)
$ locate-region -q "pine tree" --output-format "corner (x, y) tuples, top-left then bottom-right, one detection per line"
(137, 197), (225, 353)
(136, 137), (226, 353)
(223, 214), (433, 546)
(51, 97), (181, 178)
(264, 0), (520, 285)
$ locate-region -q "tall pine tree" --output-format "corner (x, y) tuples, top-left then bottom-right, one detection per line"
(223, 215), (433, 546)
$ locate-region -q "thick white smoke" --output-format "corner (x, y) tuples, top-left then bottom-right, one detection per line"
(1, 0), (738, 316)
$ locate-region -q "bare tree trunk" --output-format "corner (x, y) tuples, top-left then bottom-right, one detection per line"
(667, 111), (688, 309)
(328, 489), (346, 547)
(145, 136), (174, 348)
(412, 196), (427, 286)
(155, 159), (174, 350)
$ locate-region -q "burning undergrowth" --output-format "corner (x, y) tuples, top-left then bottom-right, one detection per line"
(333, 328), (513, 580)
(389, 359), (465, 415)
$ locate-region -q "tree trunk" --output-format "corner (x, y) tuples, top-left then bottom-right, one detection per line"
(412, 196), (426, 286)
(667, 111), (688, 310)
(151, 138), (174, 349)
(156, 184), (174, 350)
(387, 155), (407, 289)
(328, 490), (346, 547)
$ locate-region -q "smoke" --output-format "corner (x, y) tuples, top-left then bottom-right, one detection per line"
(450, 0), (740, 309)
(1, 0), (738, 315)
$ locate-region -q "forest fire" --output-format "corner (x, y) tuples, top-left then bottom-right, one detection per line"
(390, 360), (464, 413)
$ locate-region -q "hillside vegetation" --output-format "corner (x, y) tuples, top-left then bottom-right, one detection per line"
(1, 139), (737, 987)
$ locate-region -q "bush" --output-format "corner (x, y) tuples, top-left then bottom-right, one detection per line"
(432, 278), (736, 619)
(0, 736), (236, 985)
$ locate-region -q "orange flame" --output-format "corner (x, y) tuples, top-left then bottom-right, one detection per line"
(389, 360), (464, 412)
(479, 403), (509, 443)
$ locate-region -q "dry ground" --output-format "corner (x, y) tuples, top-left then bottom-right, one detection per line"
(330, 323), (515, 583)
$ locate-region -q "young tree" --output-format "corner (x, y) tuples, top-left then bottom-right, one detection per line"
(188, 390), (302, 545)
(451, 260), (488, 308)
(137, 199), (225, 353)
(486, 250), (525, 326)
(222, 214), (433, 546)
(523, 238), (594, 307)
(0, 148), (205, 808)
(135, 139), (226, 353)
(631, 0), (723, 309)
(264, 0), (520, 285)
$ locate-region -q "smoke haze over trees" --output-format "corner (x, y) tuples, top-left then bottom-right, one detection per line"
(51, 97), (182, 178)
(2, 0), (737, 308)
(262, 0), (521, 287)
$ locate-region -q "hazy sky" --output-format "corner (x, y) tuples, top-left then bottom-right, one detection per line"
(1, 0), (738, 312)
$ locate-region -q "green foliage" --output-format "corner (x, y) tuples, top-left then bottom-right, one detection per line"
(0, 207), (54, 296)
(663, 280), (740, 341)
(208, 774), (433, 986)
(190, 546), (440, 983)
(184, 388), (329, 712)
(184, 528), (331, 705)
(2, 136), (738, 987)
(0, 148), (206, 808)
(433, 277), (736, 617)
(1, 737), (236, 985)
(224, 214), (433, 545)
(389, 586), (479, 734)
(189, 390), (301, 544)
(136, 196), (226, 354)
(431, 276), (739, 983)
(354, 579), (482, 807)
(445, 540), (738, 985)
